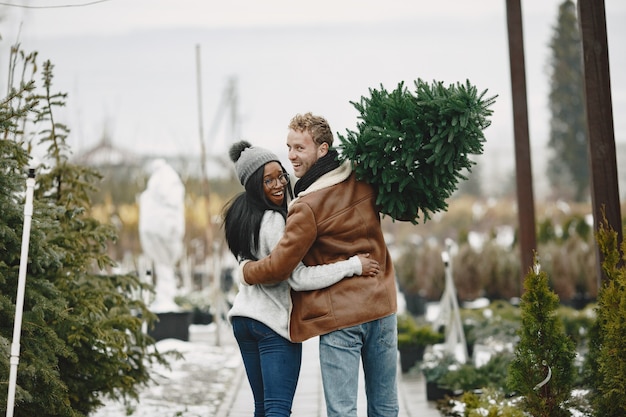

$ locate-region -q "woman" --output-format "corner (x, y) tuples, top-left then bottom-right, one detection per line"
(223, 140), (379, 417)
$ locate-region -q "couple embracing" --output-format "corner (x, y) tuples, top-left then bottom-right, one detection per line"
(222, 112), (399, 417)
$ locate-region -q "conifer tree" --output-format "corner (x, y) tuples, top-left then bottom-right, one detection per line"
(546, 0), (589, 201)
(585, 219), (626, 416)
(1, 46), (165, 416)
(508, 259), (576, 417)
(338, 78), (495, 224)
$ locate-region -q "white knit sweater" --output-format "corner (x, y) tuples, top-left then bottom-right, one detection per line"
(227, 210), (362, 340)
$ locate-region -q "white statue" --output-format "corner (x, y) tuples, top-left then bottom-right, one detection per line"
(139, 159), (185, 313)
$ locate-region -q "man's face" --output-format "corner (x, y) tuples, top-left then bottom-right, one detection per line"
(286, 129), (328, 178)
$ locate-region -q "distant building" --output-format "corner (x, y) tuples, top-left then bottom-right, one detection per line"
(73, 131), (139, 167)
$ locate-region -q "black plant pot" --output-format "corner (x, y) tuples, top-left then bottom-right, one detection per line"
(149, 311), (193, 342)
(425, 381), (455, 401)
(192, 308), (214, 325)
(398, 345), (425, 373)
(404, 293), (427, 317)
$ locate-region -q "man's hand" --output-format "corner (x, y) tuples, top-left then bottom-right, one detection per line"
(357, 253), (380, 277)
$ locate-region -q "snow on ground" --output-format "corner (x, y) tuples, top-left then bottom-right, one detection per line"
(91, 323), (241, 417)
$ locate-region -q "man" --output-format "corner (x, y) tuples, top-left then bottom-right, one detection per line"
(241, 112), (399, 417)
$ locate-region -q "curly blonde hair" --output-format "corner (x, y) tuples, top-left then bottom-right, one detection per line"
(288, 112), (334, 147)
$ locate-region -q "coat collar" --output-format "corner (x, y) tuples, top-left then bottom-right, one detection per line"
(289, 160), (352, 207)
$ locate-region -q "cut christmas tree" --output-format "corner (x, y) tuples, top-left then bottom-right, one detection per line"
(338, 78), (496, 224)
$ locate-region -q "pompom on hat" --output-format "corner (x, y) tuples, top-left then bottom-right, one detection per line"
(229, 140), (280, 186)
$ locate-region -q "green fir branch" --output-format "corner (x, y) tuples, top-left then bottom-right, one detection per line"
(338, 78), (496, 224)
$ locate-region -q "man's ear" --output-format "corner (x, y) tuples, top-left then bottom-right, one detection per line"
(317, 142), (329, 158)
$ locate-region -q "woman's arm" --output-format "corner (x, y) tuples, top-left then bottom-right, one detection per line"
(288, 257), (361, 291)
(288, 253), (381, 291)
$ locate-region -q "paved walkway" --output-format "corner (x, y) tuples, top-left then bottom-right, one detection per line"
(215, 334), (440, 417)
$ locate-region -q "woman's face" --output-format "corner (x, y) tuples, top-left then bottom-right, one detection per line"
(262, 161), (287, 206)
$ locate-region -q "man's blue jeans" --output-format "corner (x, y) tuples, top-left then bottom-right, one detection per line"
(319, 313), (399, 417)
(232, 317), (302, 417)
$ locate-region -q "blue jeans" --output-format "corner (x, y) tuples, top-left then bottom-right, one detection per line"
(231, 317), (302, 417)
(319, 313), (399, 417)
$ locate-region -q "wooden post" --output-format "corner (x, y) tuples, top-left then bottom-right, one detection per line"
(577, 0), (623, 283)
(196, 44), (215, 291)
(506, 0), (538, 288)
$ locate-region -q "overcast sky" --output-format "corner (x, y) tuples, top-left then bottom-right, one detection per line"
(5, 0), (597, 37)
(1, 0), (625, 195)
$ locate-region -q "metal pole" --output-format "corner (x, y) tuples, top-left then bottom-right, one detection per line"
(195, 44), (214, 287)
(6, 168), (36, 417)
(211, 241), (223, 347)
(196, 44), (208, 187)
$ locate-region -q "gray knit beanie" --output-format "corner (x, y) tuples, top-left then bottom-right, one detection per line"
(229, 140), (280, 186)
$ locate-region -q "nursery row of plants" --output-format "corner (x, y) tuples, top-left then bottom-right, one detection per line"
(396, 220), (626, 417)
(394, 206), (601, 308)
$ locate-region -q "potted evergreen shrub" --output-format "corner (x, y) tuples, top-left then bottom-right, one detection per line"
(175, 291), (214, 325)
(420, 351), (460, 401)
(397, 314), (443, 373)
(584, 219), (626, 416)
(437, 351), (515, 394)
(507, 258), (576, 417)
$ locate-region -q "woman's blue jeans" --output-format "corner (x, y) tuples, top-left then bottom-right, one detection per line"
(319, 313), (399, 417)
(231, 316), (302, 417)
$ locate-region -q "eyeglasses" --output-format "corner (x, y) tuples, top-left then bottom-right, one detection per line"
(264, 172), (289, 188)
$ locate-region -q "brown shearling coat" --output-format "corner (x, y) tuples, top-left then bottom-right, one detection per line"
(242, 161), (397, 342)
